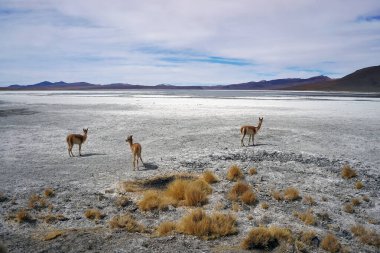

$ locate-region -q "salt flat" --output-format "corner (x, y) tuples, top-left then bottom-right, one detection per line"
(0, 90), (379, 252)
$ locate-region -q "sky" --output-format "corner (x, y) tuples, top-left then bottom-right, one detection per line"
(0, 0), (379, 86)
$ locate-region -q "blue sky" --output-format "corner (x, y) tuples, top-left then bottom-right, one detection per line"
(0, 0), (379, 86)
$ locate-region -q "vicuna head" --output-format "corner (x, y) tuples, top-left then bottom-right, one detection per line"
(83, 128), (88, 135)
(259, 117), (263, 122)
(126, 135), (133, 143)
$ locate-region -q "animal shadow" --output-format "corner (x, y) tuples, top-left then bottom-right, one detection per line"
(142, 162), (159, 171)
(80, 153), (107, 157)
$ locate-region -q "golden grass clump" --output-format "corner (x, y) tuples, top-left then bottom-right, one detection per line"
(138, 190), (174, 211)
(177, 209), (237, 239)
(84, 209), (104, 220)
(351, 198), (361, 206)
(165, 179), (188, 201)
(202, 171), (218, 184)
(351, 224), (380, 248)
(294, 209), (316, 225)
(226, 165), (244, 181)
(248, 167), (257, 175)
(156, 221), (177, 236)
(271, 190), (283, 201)
(232, 203), (240, 212)
(343, 203), (354, 213)
(355, 181), (364, 189)
(303, 195), (316, 206)
(241, 190), (257, 205)
(228, 181), (256, 205)
(191, 179), (213, 195)
(321, 234), (341, 253)
(261, 202), (269, 209)
(44, 188), (55, 197)
(283, 187), (300, 201)
(341, 164), (357, 179)
(183, 184), (208, 206)
(299, 230), (316, 245)
(109, 214), (145, 232)
(14, 209), (33, 223)
(115, 196), (130, 207)
(44, 230), (64, 241)
(241, 226), (292, 250)
(28, 194), (48, 209)
(44, 214), (67, 224)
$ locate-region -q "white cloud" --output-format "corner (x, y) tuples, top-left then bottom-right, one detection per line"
(0, 0), (379, 85)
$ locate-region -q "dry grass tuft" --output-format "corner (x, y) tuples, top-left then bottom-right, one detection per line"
(226, 165), (244, 181)
(362, 195), (370, 202)
(240, 190), (257, 205)
(44, 214), (67, 224)
(241, 226), (292, 250)
(321, 234), (341, 253)
(191, 179), (213, 195)
(248, 167), (257, 175)
(109, 213), (145, 232)
(303, 195), (316, 206)
(229, 181), (250, 201)
(341, 164), (357, 179)
(271, 190), (283, 201)
(261, 202), (269, 209)
(343, 203), (354, 213)
(14, 209), (33, 223)
(299, 230), (316, 245)
(177, 209), (237, 239)
(28, 194), (48, 209)
(156, 221), (177, 236)
(232, 203), (240, 212)
(294, 209), (316, 225)
(351, 198), (361, 206)
(118, 173), (196, 192)
(351, 224), (380, 248)
(183, 183), (208, 206)
(44, 188), (55, 197)
(84, 209), (104, 220)
(284, 187), (300, 201)
(138, 190), (174, 211)
(44, 230), (64, 241)
(247, 214), (253, 220)
(355, 181), (364, 189)
(165, 179), (188, 201)
(228, 181), (257, 205)
(202, 171), (218, 184)
(115, 196), (130, 207)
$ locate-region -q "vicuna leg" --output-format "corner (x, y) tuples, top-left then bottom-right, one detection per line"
(252, 135), (255, 146)
(68, 145), (72, 157)
(139, 155), (144, 167)
(241, 133), (246, 147)
(79, 144), (82, 156)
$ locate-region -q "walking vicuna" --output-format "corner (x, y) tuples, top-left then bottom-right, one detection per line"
(126, 135), (144, 170)
(66, 128), (88, 157)
(240, 117), (263, 146)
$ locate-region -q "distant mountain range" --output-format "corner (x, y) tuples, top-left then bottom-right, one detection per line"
(1, 65), (379, 92)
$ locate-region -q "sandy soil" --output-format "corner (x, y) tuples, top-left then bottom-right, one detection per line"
(0, 91), (379, 252)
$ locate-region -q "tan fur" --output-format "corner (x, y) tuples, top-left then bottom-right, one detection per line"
(126, 135), (144, 170)
(66, 128), (88, 157)
(240, 117), (263, 146)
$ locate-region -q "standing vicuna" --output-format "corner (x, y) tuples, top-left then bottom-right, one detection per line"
(126, 135), (144, 170)
(240, 117), (263, 146)
(66, 128), (88, 157)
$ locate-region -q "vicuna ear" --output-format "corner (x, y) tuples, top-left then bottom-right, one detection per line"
(83, 128), (85, 131)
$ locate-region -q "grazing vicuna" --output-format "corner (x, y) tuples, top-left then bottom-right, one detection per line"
(66, 128), (88, 157)
(126, 135), (144, 170)
(240, 117), (263, 146)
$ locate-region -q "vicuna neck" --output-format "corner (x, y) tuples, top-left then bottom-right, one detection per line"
(127, 139), (133, 149)
(257, 121), (263, 131)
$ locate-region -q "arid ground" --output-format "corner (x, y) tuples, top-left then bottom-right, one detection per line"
(0, 90), (379, 252)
